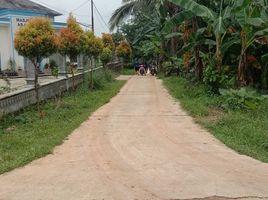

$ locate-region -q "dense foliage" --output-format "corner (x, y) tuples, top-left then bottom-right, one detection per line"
(102, 33), (115, 51)
(85, 31), (104, 58)
(57, 14), (86, 61)
(14, 17), (57, 61)
(14, 17), (57, 102)
(115, 40), (132, 62)
(111, 0), (268, 92)
(100, 47), (113, 66)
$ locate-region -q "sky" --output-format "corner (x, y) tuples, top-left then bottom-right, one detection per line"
(31, 0), (122, 36)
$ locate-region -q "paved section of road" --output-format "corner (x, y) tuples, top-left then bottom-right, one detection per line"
(0, 76), (268, 200)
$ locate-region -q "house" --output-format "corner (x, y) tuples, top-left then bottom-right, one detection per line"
(0, 0), (66, 74)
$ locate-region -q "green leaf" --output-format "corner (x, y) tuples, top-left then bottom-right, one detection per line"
(248, 17), (265, 27)
(162, 10), (194, 34)
(168, 0), (216, 20)
(164, 32), (183, 39)
(213, 16), (226, 34)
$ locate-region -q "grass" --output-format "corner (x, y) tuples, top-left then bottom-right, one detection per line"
(0, 70), (126, 174)
(121, 67), (135, 75)
(162, 76), (268, 163)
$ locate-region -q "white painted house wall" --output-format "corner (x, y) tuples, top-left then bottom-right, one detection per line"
(11, 16), (31, 70)
(0, 0), (66, 71)
(0, 25), (12, 71)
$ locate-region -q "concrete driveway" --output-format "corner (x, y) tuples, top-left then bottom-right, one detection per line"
(0, 76), (268, 200)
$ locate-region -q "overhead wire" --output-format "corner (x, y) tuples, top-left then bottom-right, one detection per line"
(92, 2), (110, 30)
(33, 0), (91, 28)
(93, 8), (108, 32)
(70, 0), (90, 13)
(33, 0), (110, 33)
(33, 0), (89, 17)
(32, 0), (69, 14)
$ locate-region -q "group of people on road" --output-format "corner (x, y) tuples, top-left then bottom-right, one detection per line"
(134, 60), (158, 76)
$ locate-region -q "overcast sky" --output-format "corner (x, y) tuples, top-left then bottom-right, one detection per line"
(31, 0), (122, 36)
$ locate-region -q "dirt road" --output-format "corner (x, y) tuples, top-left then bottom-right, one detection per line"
(0, 76), (268, 200)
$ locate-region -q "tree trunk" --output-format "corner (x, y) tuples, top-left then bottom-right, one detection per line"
(31, 59), (40, 111)
(261, 64), (268, 89)
(90, 57), (94, 90)
(192, 17), (203, 80)
(183, 20), (192, 72)
(216, 33), (222, 73)
(238, 31), (247, 86)
(159, 41), (166, 72)
(69, 56), (76, 91)
(194, 46), (203, 80)
(71, 66), (75, 91)
(170, 26), (178, 56)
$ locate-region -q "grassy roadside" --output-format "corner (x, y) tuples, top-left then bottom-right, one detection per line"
(0, 71), (126, 174)
(162, 76), (268, 163)
(121, 67), (135, 75)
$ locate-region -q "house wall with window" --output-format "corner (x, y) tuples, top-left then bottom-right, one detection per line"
(0, 0), (66, 74)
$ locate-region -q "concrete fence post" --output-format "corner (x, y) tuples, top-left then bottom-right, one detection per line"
(58, 55), (67, 77)
(25, 58), (35, 85)
(50, 54), (67, 77)
(77, 55), (84, 73)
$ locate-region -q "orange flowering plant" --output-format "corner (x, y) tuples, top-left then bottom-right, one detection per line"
(85, 31), (104, 58)
(14, 17), (57, 62)
(115, 40), (132, 62)
(100, 47), (113, 67)
(102, 33), (115, 51)
(57, 14), (87, 90)
(57, 14), (87, 61)
(14, 17), (57, 102)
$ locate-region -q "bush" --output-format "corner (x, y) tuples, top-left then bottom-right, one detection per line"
(88, 69), (115, 90)
(91, 73), (106, 90)
(103, 69), (115, 82)
(202, 53), (234, 93)
(220, 88), (266, 110)
(100, 48), (112, 66)
(49, 60), (59, 77)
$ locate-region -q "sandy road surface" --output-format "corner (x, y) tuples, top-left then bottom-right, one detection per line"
(0, 76), (268, 200)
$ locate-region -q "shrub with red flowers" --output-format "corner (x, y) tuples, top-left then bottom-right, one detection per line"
(102, 33), (115, 51)
(14, 17), (57, 103)
(57, 14), (87, 61)
(115, 40), (132, 62)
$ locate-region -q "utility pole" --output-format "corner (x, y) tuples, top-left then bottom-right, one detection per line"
(91, 0), (94, 34)
(90, 0), (95, 89)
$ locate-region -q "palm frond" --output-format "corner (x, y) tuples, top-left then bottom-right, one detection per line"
(109, 0), (158, 31)
(109, 1), (137, 31)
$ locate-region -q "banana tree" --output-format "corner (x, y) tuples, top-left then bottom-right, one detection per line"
(233, 0), (268, 85)
(174, 26), (215, 78)
(166, 0), (233, 72)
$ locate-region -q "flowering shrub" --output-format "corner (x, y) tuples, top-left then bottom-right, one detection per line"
(14, 17), (57, 103)
(102, 33), (115, 51)
(85, 31), (104, 58)
(100, 48), (112, 66)
(115, 40), (132, 61)
(57, 14), (86, 61)
(14, 17), (57, 60)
